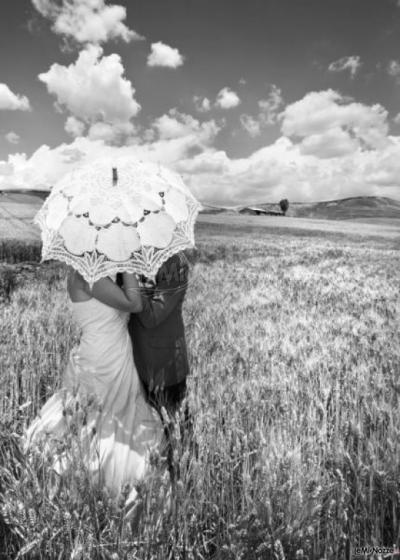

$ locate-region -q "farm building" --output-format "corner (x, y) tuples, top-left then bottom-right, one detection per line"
(239, 206), (283, 216)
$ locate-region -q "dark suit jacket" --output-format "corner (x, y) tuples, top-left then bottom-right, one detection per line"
(127, 253), (190, 390)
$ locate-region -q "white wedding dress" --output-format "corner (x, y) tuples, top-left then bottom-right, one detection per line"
(24, 291), (165, 502)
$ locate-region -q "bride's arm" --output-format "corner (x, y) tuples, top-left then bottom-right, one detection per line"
(85, 273), (143, 313)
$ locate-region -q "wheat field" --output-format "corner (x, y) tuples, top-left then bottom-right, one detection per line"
(0, 217), (399, 559)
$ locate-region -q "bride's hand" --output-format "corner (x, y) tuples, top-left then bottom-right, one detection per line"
(122, 273), (143, 310)
(122, 272), (140, 290)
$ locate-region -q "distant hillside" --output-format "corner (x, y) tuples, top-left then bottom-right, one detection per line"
(201, 196), (400, 223)
(0, 190), (45, 240)
(200, 203), (240, 214)
(284, 196), (400, 221)
(0, 189), (49, 203)
(1, 191), (400, 242)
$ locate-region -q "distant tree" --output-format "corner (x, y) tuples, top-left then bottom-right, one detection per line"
(279, 198), (289, 215)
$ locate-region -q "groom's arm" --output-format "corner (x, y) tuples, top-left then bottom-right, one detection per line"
(136, 260), (189, 329)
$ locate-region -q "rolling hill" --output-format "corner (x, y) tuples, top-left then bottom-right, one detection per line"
(1, 189), (400, 242)
(200, 196), (400, 224)
(0, 189), (47, 240)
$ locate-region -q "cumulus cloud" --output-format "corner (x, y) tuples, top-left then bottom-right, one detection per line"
(147, 42), (185, 68)
(258, 86), (284, 123)
(1, 89), (399, 205)
(363, 140), (400, 187)
(328, 56), (362, 78)
(388, 59), (400, 76)
(0, 83), (31, 111)
(240, 114), (262, 138)
(240, 85), (283, 137)
(150, 109), (204, 140)
(31, 0), (142, 45)
(179, 136), (400, 205)
(193, 95), (211, 113)
(281, 89), (389, 157)
(215, 87), (241, 109)
(0, 147), (73, 190)
(144, 109), (221, 157)
(175, 150), (230, 175)
(39, 45), (140, 144)
(65, 115), (86, 137)
(0, 109), (221, 190)
(174, 93), (399, 204)
(387, 59), (400, 85)
(176, 138), (302, 204)
(299, 127), (358, 158)
(5, 132), (20, 145)
(87, 121), (136, 143)
(2, 129), (399, 204)
(0, 162), (14, 176)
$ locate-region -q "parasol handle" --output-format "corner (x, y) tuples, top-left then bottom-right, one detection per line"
(112, 167), (118, 186)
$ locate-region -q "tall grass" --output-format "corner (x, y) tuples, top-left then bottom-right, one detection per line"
(0, 239), (41, 264)
(0, 225), (399, 559)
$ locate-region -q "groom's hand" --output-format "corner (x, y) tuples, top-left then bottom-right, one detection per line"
(142, 278), (155, 289)
(138, 275), (156, 298)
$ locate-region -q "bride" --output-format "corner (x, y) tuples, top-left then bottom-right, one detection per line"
(24, 268), (166, 502)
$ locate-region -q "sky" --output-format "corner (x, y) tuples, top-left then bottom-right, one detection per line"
(1, 0), (400, 205)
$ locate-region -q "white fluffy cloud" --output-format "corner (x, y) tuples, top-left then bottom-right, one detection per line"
(65, 116), (86, 137)
(281, 89), (389, 158)
(0, 83), (31, 111)
(39, 45), (140, 144)
(147, 42), (185, 68)
(388, 60), (400, 85)
(31, 0), (142, 45)
(240, 85), (283, 137)
(258, 86), (284, 124)
(0, 110), (221, 190)
(151, 110), (199, 140)
(0, 146), (77, 190)
(87, 121), (136, 143)
(388, 60), (400, 77)
(176, 91), (399, 204)
(193, 95), (211, 113)
(2, 90), (399, 205)
(179, 137), (400, 205)
(240, 114), (262, 138)
(149, 109), (219, 141)
(215, 87), (241, 109)
(328, 56), (362, 78)
(5, 132), (20, 144)
(299, 127), (358, 158)
(176, 137), (305, 204)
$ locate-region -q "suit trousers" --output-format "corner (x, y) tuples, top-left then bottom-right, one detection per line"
(142, 379), (193, 483)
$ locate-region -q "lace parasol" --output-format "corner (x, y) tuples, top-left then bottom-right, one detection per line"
(34, 157), (203, 286)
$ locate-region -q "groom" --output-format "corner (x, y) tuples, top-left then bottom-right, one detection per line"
(128, 252), (190, 409)
(126, 252), (191, 479)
